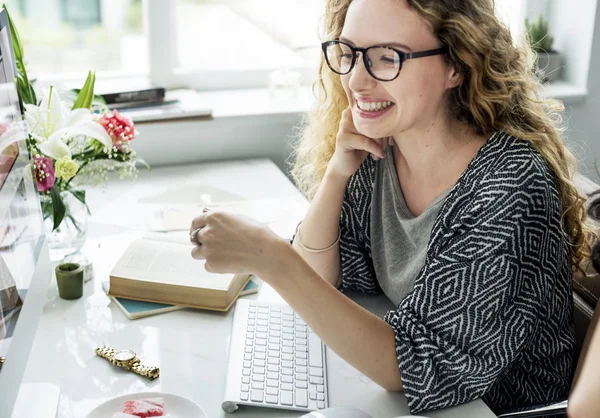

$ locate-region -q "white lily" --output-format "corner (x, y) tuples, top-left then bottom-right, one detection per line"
(24, 87), (112, 160)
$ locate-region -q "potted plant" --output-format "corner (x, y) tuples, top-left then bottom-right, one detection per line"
(525, 14), (562, 82)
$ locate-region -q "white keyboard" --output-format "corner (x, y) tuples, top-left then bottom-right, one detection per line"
(222, 299), (329, 413)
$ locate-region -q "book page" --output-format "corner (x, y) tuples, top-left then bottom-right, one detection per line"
(111, 239), (231, 291)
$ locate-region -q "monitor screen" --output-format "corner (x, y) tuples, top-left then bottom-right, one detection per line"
(0, 13), (45, 364)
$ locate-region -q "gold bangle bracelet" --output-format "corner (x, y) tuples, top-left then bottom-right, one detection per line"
(295, 223), (341, 253)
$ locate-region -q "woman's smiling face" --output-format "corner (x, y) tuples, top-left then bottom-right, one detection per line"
(339, 0), (459, 140)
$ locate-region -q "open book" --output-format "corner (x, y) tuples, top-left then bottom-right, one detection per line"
(108, 235), (252, 312)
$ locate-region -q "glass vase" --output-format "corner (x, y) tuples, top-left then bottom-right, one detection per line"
(41, 191), (89, 261)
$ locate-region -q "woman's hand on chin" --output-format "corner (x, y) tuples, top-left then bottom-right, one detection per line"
(189, 209), (287, 277)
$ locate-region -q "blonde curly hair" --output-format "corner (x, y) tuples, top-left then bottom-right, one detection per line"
(290, 0), (592, 270)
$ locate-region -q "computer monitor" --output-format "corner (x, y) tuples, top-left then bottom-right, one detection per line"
(0, 8), (56, 418)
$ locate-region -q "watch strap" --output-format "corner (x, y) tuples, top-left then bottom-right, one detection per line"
(96, 345), (116, 362)
(131, 361), (160, 380)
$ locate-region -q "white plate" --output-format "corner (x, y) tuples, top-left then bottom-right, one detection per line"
(86, 391), (207, 418)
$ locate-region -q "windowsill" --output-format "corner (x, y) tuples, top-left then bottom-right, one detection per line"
(121, 80), (588, 124)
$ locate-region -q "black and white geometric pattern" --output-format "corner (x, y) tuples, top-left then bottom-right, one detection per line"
(339, 132), (575, 414)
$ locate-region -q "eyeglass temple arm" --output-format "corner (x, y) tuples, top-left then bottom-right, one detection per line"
(405, 46), (449, 60)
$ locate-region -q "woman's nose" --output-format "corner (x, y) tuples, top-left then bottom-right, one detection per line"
(348, 53), (377, 91)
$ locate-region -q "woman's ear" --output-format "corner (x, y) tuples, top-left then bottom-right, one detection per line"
(447, 66), (463, 89)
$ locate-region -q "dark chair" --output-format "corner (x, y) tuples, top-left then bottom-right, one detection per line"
(497, 174), (600, 418)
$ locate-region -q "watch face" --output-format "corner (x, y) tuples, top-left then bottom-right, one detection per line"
(114, 349), (136, 362)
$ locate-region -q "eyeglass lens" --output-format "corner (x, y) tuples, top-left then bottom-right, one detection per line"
(325, 42), (401, 81)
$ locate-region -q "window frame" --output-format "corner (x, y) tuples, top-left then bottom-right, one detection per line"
(144, 0), (320, 90)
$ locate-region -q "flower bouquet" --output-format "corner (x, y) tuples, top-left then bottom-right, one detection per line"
(2, 6), (147, 258)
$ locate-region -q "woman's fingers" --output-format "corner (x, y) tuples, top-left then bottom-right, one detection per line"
(191, 243), (205, 260)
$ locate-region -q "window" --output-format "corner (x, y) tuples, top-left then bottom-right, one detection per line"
(9, 0), (535, 91)
(5, 0), (148, 79)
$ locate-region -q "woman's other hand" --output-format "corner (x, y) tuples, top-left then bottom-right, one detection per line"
(189, 210), (283, 276)
(328, 108), (389, 179)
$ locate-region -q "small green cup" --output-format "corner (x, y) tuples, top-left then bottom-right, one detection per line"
(55, 262), (84, 300)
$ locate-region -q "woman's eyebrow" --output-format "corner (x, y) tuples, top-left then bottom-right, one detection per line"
(338, 36), (412, 51)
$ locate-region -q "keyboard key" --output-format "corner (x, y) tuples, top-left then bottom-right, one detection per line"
(296, 331), (307, 340)
(265, 394), (278, 404)
(256, 332), (267, 339)
(255, 339), (267, 346)
(308, 334), (323, 368)
(309, 391), (317, 400)
(270, 317), (281, 325)
(266, 379), (278, 388)
(250, 390), (264, 402)
(255, 346), (267, 353)
(269, 337), (281, 345)
(282, 360), (293, 368)
(296, 351), (307, 359)
(267, 364), (279, 373)
(245, 339), (253, 346)
(257, 313), (269, 320)
(310, 376), (324, 385)
(252, 374), (265, 382)
(267, 372), (278, 380)
(266, 387), (278, 396)
(255, 352), (266, 360)
(271, 311), (281, 318)
(249, 301), (257, 306)
(243, 369), (251, 376)
(249, 306), (256, 312)
(282, 333), (294, 340)
(281, 367), (293, 376)
(251, 382), (264, 390)
(282, 346), (294, 354)
(253, 366), (265, 375)
(296, 389), (308, 407)
(247, 325), (255, 333)
(241, 384), (249, 392)
(270, 304), (282, 312)
(249, 313), (256, 319)
(256, 326), (268, 333)
(296, 358), (308, 367)
(269, 330), (280, 337)
(268, 344), (279, 351)
(240, 392), (249, 401)
(318, 401), (325, 409)
(309, 367), (323, 377)
(257, 319), (268, 326)
(295, 344), (307, 352)
(296, 338), (307, 346)
(295, 325), (306, 333)
(296, 373), (307, 381)
(281, 390), (293, 406)
(243, 361), (251, 368)
(268, 350), (280, 358)
(258, 302), (269, 308)
(283, 340), (294, 347)
(283, 306), (293, 314)
(246, 332), (254, 339)
(271, 324), (281, 331)
(283, 313), (294, 321)
(245, 347), (252, 354)
(258, 307), (269, 314)
(317, 385), (324, 393)
(247, 319), (255, 326)
(296, 380), (308, 389)
(282, 353), (293, 361)
(281, 382), (293, 391)
(255, 359), (266, 367)
(283, 320), (294, 328)
(282, 375), (293, 383)
(242, 376), (250, 384)
(267, 357), (280, 365)
(317, 393), (325, 401)
(244, 354), (252, 361)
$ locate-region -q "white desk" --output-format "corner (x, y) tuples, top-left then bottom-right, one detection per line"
(20, 159), (496, 418)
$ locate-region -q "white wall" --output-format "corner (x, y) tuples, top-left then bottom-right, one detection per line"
(563, 1), (600, 182)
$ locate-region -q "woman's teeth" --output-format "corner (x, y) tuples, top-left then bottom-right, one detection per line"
(357, 101), (394, 112)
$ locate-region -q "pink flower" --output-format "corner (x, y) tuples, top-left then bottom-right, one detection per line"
(99, 109), (137, 152)
(33, 155), (55, 192)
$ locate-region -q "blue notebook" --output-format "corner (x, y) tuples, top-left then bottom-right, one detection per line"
(101, 278), (259, 320)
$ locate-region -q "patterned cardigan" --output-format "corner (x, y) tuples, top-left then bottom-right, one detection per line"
(338, 132), (575, 414)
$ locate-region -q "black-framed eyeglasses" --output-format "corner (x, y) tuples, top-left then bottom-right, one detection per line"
(321, 39), (449, 82)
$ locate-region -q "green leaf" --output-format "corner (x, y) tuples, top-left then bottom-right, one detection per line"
(49, 187), (66, 231)
(72, 71), (96, 110)
(4, 4), (36, 106)
(69, 189), (91, 215)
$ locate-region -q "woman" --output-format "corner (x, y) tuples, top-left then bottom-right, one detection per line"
(190, 0), (591, 414)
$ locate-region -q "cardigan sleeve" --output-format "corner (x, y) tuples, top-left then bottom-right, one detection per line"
(384, 169), (568, 413)
(338, 161), (382, 294)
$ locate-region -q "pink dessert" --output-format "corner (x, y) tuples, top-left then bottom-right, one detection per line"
(122, 397), (165, 417)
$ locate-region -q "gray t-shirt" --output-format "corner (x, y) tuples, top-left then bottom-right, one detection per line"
(370, 146), (449, 307)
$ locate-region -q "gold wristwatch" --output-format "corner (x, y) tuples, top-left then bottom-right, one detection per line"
(95, 345), (160, 380)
